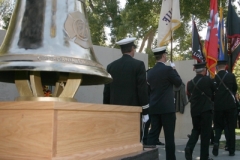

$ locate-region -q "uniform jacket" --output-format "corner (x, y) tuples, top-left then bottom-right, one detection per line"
(214, 70), (238, 111)
(103, 54), (148, 107)
(187, 74), (215, 117)
(174, 83), (187, 114)
(147, 62), (182, 114)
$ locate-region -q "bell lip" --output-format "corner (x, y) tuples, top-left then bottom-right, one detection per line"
(0, 63), (112, 85)
(0, 54), (112, 85)
(0, 70), (113, 85)
(15, 97), (77, 102)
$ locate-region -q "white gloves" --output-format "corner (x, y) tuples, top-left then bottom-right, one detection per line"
(170, 61), (176, 68)
(142, 114), (149, 123)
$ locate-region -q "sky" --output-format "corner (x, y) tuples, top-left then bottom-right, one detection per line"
(119, 0), (126, 9)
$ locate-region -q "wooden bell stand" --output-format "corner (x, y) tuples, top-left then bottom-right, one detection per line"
(0, 72), (159, 159)
(0, 101), (143, 160)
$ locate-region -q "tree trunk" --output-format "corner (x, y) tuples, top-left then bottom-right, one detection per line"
(146, 29), (155, 49)
(139, 28), (156, 53)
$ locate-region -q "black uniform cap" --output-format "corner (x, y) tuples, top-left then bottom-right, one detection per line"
(193, 62), (207, 69)
(217, 60), (227, 65)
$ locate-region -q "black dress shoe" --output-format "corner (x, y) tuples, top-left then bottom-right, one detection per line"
(156, 141), (165, 145)
(207, 157), (213, 160)
(212, 143), (219, 156)
(185, 147), (192, 160)
(143, 145), (156, 148)
(229, 153), (235, 156)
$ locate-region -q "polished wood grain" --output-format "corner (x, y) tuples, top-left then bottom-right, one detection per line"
(0, 110), (53, 158)
(0, 102), (142, 112)
(0, 102), (142, 160)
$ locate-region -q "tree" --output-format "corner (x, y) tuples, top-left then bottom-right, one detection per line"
(120, 0), (160, 52)
(0, 0), (14, 30)
(122, 0), (231, 61)
(233, 61), (240, 93)
(1, 0), (231, 60)
(86, 0), (122, 47)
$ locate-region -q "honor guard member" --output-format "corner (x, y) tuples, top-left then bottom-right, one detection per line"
(212, 60), (238, 157)
(142, 69), (165, 146)
(185, 62), (214, 160)
(103, 37), (149, 141)
(147, 46), (182, 160)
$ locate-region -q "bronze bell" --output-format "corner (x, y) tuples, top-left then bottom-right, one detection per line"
(0, 0), (112, 101)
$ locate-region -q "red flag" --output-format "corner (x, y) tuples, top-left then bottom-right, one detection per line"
(204, 0), (218, 78)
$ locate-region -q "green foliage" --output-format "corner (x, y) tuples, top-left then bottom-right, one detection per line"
(86, 0), (122, 47)
(233, 60), (240, 93)
(1, 13), (11, 30)
(0, 0), (13, 30)
(219, 138), (240, 151)
(172, 22), (192, 60)
(0, 0), (232, 64)
(145, 47), (155, 68)
(87, 11), (107, 46)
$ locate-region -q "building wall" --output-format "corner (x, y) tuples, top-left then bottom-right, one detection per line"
(170, 60), (195, 139)
(0, 30), (6, 45)
(0, 30), (19, 101)
(0, 29), (194, 139)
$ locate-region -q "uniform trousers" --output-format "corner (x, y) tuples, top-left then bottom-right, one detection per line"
(142, 115), (162, 145)
(147, 112), (176, 160)
(223, 120), (230, 147)
(186, 110), (212, 160)
(214, 108), (237, 154)
(238, 112), (240, 128)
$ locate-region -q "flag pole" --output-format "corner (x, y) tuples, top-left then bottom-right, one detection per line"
(171, 30), (173, 62)
(170, 12), (173, 62)
(227, 38), (232, 72)
(226, 0), (232, 73)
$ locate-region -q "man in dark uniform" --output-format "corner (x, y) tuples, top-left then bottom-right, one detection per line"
(184, 62), (214, 160)
(212, 60), (238, 157)
(147, 46), (182, 160)
(103, 37), (149, 140)
(142, 69), (164, 146)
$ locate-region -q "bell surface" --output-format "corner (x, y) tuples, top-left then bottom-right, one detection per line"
(0, 0), (112, 86)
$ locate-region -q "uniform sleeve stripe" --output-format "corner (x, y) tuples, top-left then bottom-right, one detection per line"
(142, 104), (149, 109)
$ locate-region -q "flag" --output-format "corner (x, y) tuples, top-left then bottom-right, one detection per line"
(218, 7), (225, 60)
(226, 0), (240, 71)
(204, 0), (218, 78)
(157, 0), (181, 46)
(192, 17), (205, 63)
(226, 1), (240, 37)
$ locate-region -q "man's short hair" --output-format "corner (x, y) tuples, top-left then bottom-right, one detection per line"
(155, 54), (163, 60)
(120, 43), (135, 54)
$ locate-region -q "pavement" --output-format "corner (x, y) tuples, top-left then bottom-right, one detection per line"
(157, 135), (240, 160)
